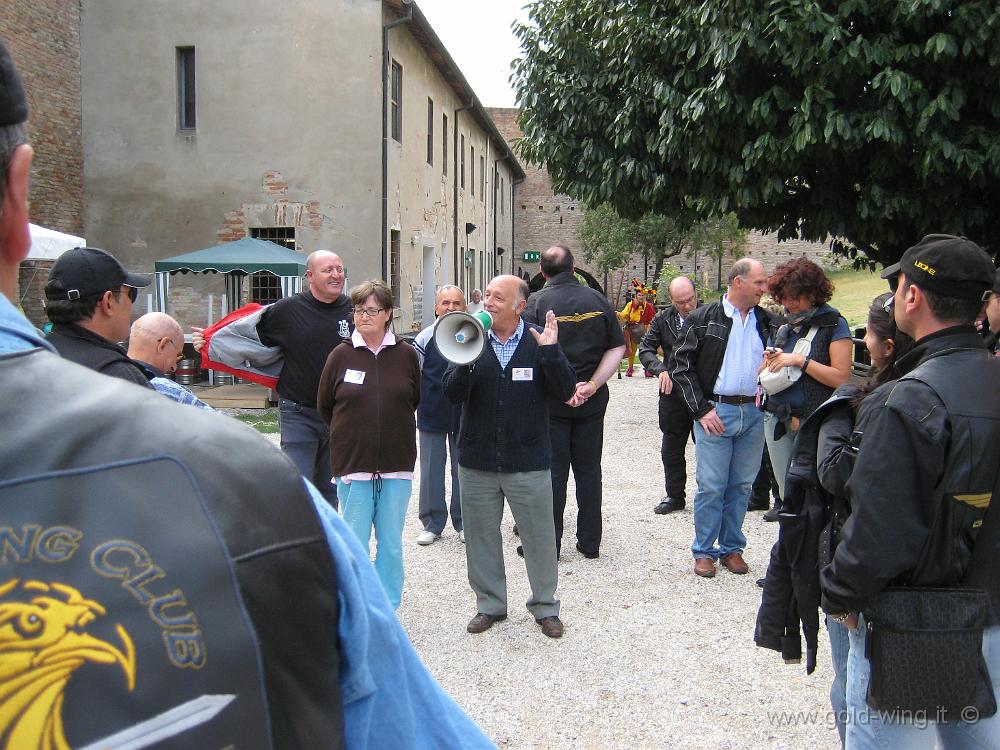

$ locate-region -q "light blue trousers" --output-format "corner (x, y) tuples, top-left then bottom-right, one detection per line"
(337, 477), (412, 610)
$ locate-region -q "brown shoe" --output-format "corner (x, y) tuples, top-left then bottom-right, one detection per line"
(536, 615), (564, 638)
(720, 552), (749, 574)
(467, 612), (506, 634)
(694, 558), (716, 578)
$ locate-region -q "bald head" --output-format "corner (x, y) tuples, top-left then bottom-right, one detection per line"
(305, 250), (346, 303)
(127, 312), (185, 374)
(668, 276), (697, 316)
(540, 245), (574, 278)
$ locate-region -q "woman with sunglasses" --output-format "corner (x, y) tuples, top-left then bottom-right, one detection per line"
(317, 279), (420, 609)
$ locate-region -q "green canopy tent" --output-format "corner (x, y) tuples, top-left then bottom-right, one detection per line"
(153, 238), (308, 316)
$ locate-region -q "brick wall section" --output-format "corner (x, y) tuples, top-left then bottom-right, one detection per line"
(3, 1), (83, 327)
(1, 1), (83, 236)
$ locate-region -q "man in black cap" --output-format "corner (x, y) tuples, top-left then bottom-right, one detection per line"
(821, 234), (1000, 747)
(44, 245), (153, 386)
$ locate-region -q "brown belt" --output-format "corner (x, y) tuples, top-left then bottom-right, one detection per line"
(712, 394), (756, 405)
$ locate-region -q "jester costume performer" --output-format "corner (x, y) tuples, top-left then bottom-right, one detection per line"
(617, 279), (656, 376)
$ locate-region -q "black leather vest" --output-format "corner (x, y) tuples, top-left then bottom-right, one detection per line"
(0, 348), (344, 749)
(901, 349), (1000, 594)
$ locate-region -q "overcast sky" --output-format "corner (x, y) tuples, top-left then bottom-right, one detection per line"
(414, 0), (533, 108)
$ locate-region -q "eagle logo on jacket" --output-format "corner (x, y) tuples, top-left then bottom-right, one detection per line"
(0, 578), (135, 750)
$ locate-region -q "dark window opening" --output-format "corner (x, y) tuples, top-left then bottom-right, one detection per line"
(390, 60), (402, 142)
(479, 155), (485, 200)
(177, 47), (196, 130)
(250, 272), (282, 304)
(471, 146), (475, 197)
(460, 134), (465, 189)
(250, 226), (296, 250)
(426, 98), (434, 165)
(442, 113), (448, 175)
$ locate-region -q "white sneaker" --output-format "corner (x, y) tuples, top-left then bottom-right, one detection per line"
(459, 530), (465, 544)
(416, 530), (439, 546)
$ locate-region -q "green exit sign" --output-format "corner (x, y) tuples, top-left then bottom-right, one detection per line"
(523, 251), (540, 262)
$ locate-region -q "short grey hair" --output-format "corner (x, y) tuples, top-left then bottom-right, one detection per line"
(728, 258), (757, 285)
(436, 284), (462, 299)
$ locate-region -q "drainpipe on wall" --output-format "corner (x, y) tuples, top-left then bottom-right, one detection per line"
(381, 5), (413, 281)
(452, 102), (473, 286)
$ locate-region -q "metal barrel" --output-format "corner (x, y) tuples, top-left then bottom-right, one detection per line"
(175, 359), (199, 385)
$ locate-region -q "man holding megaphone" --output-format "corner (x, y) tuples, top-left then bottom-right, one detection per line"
(443, 275), (577, 639)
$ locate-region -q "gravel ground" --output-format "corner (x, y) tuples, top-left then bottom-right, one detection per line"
(257, 376), (841, 749)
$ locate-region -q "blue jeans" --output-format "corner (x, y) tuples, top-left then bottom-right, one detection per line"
(337, 477), (412, 610)
(691, 401), (764, 559)
(278, 398), (338, 508)
(845, 617), (1000, 749)
(418, 430), (461, 535)
(828, 615), (850, 747)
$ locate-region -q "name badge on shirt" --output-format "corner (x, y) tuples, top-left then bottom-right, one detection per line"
(512, 367), (533, 381)
(344, 369), (366, 385)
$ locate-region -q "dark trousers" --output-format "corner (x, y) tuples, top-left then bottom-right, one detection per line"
(549, 398), (608, 556)
(658, 391), (693, 501)
(278, 397), (338, 508)
(752, 445), (781, 504)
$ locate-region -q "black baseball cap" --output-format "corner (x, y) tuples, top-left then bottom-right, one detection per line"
(0, 37), (28, 126)
(45, 247), (152, 301)
(880, 234), (995, 301)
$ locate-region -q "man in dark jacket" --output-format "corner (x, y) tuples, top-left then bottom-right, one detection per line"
(821, 234), (1000, 748)
(44, 246), (152, 388)
(670, 259), (770, 578)
(444, 275), (577, 638)
(638, 275), (698, 515)
(413, 285), (467, 545)
(522, 245), (625, 559)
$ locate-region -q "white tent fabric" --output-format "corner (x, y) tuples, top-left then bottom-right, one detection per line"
(27, 223), (85, 261)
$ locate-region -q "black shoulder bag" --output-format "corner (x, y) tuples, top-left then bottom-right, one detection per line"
(862, 467), (999, 720)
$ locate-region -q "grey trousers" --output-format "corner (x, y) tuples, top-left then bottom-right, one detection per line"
(418, 430), (462, 535)
(458, 466), (560, 619)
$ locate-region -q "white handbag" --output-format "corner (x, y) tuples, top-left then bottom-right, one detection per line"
(758, 325), (819, 396)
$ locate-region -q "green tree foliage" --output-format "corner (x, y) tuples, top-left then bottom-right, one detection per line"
(580, 205), (746, 300)
(513, 0), (1000, 265)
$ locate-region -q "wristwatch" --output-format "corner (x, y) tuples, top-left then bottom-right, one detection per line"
(801, 356), (811, 373)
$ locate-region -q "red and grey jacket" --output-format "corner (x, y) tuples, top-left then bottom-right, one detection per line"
(200, 303), (282, 389)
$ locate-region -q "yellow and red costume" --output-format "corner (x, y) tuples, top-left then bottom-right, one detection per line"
(618, 279), (656, 376)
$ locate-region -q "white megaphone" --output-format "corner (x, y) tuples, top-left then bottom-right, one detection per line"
(433, 310), (493, 365)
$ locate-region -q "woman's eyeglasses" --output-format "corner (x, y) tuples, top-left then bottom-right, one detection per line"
(353, 307), (385, 318)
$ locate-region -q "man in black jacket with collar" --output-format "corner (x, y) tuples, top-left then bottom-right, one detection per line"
(669, 259), (771, 578)
(639, 275), (698, 515)
(522, 245), (625, 559)
(44, 246), (152, 388)
(820, 235), (1000, 748)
